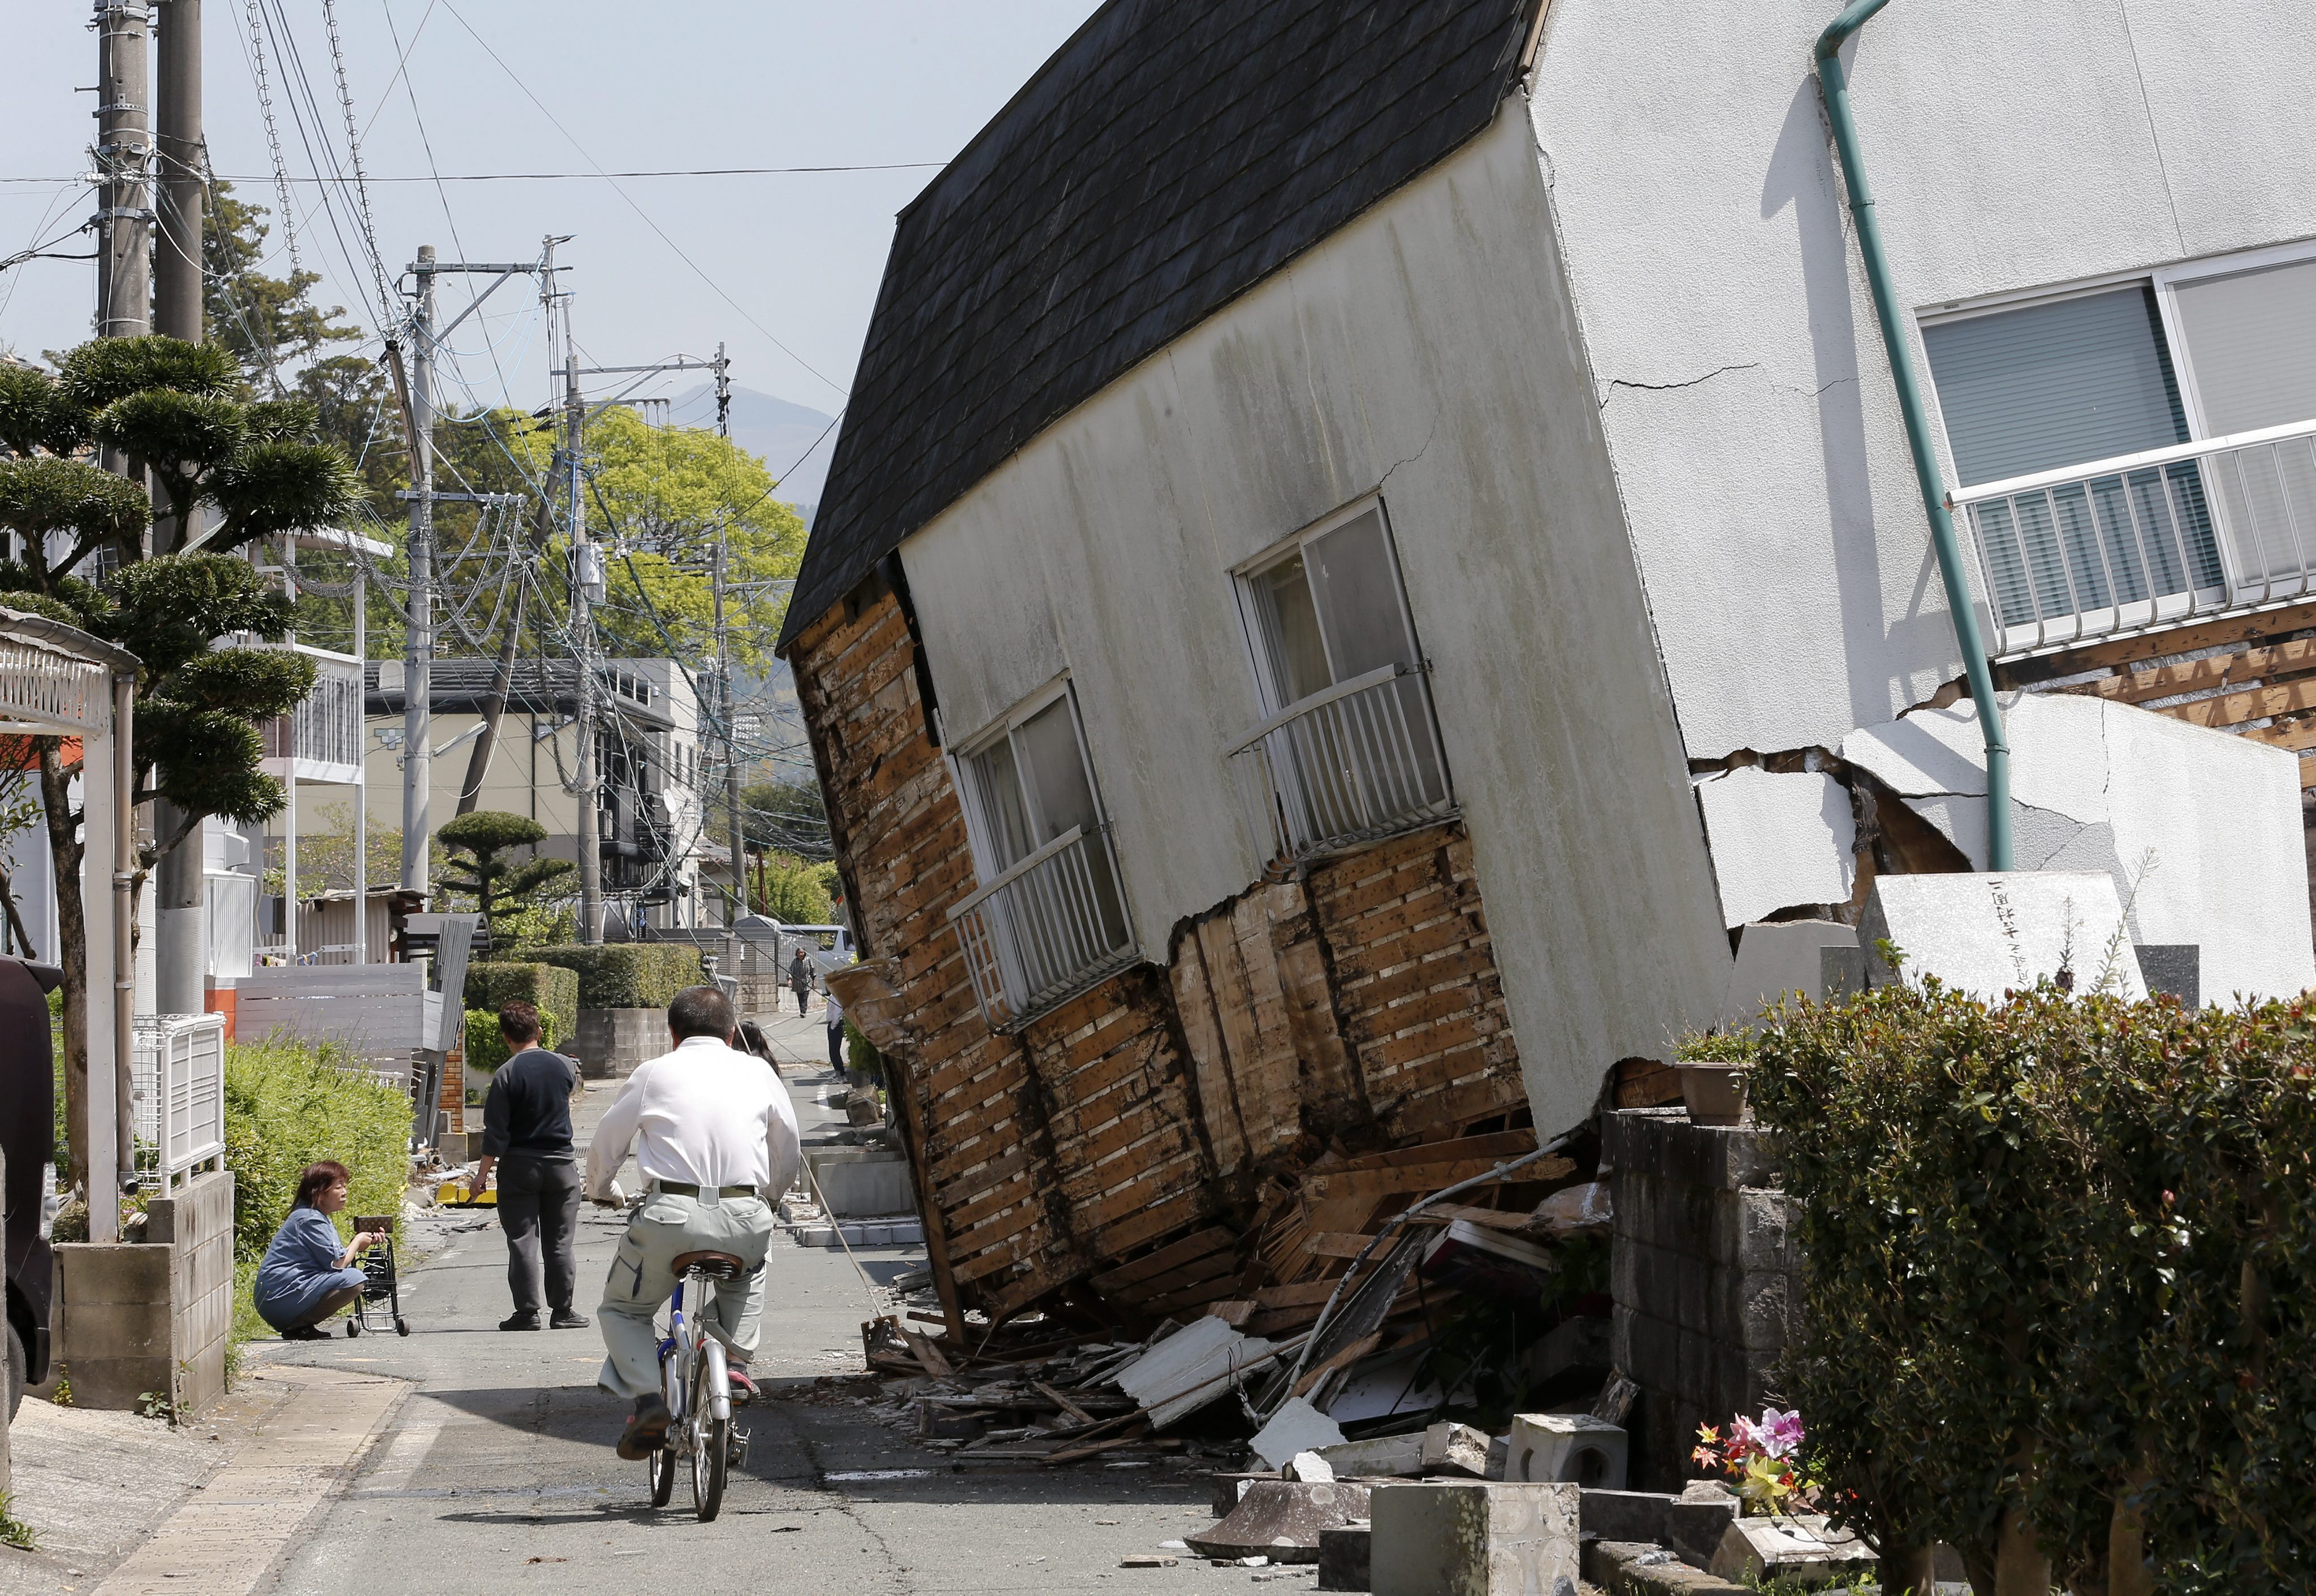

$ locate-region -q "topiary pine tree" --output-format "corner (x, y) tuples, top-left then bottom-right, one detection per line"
(0, 338), (358, 1187)
(437, 810), (575, 944)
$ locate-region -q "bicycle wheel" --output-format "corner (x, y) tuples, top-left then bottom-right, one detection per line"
(649, 1442), (677, 1507)
(691, 1408), (728, 1521)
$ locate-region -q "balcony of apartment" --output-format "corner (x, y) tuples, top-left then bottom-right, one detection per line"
(1954, 417), (2316, 658)
(260, 643), (366, 784)
(1225, 660), (1456, 870)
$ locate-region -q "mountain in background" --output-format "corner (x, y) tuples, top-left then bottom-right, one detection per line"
(669, 383), (838, 523)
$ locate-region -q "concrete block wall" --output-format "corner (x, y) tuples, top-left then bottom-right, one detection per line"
(146, 1170), (235, 1417)
(1604, 1109), (1798, 1490)
(55, 1169), (237, 1420)
(573, 1007), (668, 1080)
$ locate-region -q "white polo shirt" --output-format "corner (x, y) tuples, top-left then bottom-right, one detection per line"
(585, 1035), (801, 1202)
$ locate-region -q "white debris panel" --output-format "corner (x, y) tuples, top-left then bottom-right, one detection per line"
(1693, 766), (1856, 928)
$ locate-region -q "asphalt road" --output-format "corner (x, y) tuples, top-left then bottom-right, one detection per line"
(250, 1020), (1272, 1596)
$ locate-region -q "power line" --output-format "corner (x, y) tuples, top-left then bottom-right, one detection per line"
(0, 164), (945, 184)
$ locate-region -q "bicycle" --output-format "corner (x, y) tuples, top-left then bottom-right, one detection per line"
(647, 1249), (751, 1521)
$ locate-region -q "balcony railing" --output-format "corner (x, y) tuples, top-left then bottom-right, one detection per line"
(1226, 661), (1455, 869)
(948, 824), (1137, 1031)
(131, 1012), (227, 1192)
(1952, 417), (2316, 656)
(261, 644), (365, 780)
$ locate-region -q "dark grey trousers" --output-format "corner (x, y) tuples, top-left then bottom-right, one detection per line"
(497, 1154), (583, 1316)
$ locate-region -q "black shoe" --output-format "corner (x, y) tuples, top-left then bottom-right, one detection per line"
(616, 1396), (673, 1460)
(499, 1312), (542, 1332)
(550, 1310), (590, 1329)
(281, 1323), (332, 1341)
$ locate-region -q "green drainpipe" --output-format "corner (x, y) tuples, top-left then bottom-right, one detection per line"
(1815, 0), (2013, 870)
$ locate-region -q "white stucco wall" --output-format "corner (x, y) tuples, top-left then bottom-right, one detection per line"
(900, 109), (1733, 1133)
(1529, 0), (2316, 759)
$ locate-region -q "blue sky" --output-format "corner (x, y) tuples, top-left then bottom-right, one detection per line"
(0, 1), (1104, 490)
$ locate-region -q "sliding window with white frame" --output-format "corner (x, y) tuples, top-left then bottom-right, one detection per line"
(1224, 498), (1453, 867)
(947, 680), (1135, 1030)
(1925, 240), (2316, 654)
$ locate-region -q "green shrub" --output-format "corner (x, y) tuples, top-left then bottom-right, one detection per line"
(844, 1018), (883, 1083)
(462, 1005), (562, 1074)
(1751, 980), (2316, 1593)
(527, 943), (702, 1009)
(463, 961), (580, 1049)
(223, 1039), (408, 1258)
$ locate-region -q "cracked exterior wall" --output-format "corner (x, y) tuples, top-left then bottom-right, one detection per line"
(895, 107), (1731, 1136)
(1843, 693), (2315, 998)
(1530, 0), (2316, 765)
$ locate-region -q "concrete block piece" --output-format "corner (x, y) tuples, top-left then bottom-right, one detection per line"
(572, 1007), (668, 1079)
(1422, 1420), (1495, 1478)
(1859, 872), (2145, 1001)
(1505, 1413), (1628, 1489)
(1186, 1480), (1372, 1563)
(1720, 919), (1859, 1029)
(1695, 772), (1854, 931)
(803, 1148), (915, 1216)
(1579, 1488), (1675, 1545)
(1708, 1515), (1875, 1587)
(1583, 1540), (1752, 1595)
(1665, 1483), (1739, 1569)
(1369, 1481), (1580, 1596)
(53, 1242), (172, 1304)
(1315, 1432), (1424, 1478)
(1316, 1523), (1371, 1591)
(1251, 1397), (1346, 1468)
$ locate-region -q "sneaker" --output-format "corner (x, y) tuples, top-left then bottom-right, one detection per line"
(616, 1395), (673, 1460)
(727, 1367), (758, 1407)
(281, 1323), (332, 1342)
(499, 1312), (542, 1332)
(549, 1310), (591, 1330)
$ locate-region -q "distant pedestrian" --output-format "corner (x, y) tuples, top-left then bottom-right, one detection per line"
(788, 948), (812, 1016)
(478, 1002), (589, 1332)
(824, 990), (846, 1076)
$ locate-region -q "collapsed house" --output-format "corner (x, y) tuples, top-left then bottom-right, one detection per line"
(783, 0), (2316, 1353)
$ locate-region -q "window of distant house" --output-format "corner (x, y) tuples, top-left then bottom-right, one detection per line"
(1923, 242), (2316, 638)
(1237, 501), (1423, 714)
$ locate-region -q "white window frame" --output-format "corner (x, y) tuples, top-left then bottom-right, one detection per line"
(1229, 495), (1427, 719)
(2149, 236), (2316, 443)
(949, 675), (1111, 877)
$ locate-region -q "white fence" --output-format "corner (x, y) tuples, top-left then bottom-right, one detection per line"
(132, 1012), (227, 1191)
(948, 824), (1137, 1031)
(1226, 661), (1455, 868)
(1954, 417), (2316, 657)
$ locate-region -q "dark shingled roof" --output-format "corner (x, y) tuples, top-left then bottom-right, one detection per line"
(778, 0), (1541, 654)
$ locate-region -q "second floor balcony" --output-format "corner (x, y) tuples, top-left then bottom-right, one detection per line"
(1226, 660), (1455, 870)
(1954, 417), (2316, 658)
(260, 644), (365, 784)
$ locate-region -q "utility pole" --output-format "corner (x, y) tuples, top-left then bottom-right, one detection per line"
(92, 0), (151, 341)
(400, 246), (437, 901)
(152, 0), (200, 358)
(714, 344), (746, 928)
(150, 0), (202, 1015)
(564, 289), (603, 945)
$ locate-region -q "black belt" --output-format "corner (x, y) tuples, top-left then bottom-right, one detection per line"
(654, 1181), (758, 1198)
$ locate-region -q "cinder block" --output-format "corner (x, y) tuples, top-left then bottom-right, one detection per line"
(55, 1242), (172, 1304)
(1370, 1481), (1580, 1596)
(1734, 1189), (1792, 1271)
(1505, 1415), (1628, 1489)
(1578, 1488), (1674, 1545)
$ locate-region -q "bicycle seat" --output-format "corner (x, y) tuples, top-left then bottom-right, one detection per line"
(672, 1250), (747, 1281)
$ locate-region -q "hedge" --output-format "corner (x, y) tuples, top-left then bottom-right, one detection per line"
(222, 1040), (409, 1260)
(526, 943), (702, 1009)
(463, 1006), (564, 1075)
(1750, 978), (2316, 1594)
(463, 961), (580, 1049)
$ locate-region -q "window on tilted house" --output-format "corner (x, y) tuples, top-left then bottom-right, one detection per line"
(948, 683), (1134, 1028)
(1927, 246), (2316, 649)
(1227, 500), (1452, 866)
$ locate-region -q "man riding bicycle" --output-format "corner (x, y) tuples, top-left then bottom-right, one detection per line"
(585, 984), (801, 1459)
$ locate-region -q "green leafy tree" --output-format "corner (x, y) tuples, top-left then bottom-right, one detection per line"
(0, 337), (358, 1187)
(198, 181), (366, 386)
(436, 810), (575, 941)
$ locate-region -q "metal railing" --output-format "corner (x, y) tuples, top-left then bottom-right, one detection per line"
(948, 824), (1137, 1031)
(261, 646), (365, 773)
(1952, 417), (2316, 656)
(1226, 661), (1455, 868)
(131, 1012), (227, 1191)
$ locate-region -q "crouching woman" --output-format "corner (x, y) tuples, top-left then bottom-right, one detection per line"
(254, 1161), (383, 1340)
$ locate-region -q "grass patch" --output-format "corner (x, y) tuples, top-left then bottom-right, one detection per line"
(0, 1491), (37, 1550)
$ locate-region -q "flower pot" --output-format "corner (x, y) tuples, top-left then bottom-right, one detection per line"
(1677, 1061), (1749, 1127)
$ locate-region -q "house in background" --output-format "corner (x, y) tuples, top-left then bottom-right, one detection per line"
(779, 0), (2316, 1322)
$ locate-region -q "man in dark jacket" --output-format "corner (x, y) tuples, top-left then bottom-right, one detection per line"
(477, 1002), (589, 1331)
